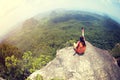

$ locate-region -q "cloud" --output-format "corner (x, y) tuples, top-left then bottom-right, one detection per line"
(0, 0), (120, 41)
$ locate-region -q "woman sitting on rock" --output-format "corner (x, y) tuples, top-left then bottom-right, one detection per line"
(73, 27), (86, 55)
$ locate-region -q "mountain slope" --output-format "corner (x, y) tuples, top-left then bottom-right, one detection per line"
(5, 10), (120, 56)
(2, 10), (120, 79)
(28, 41), (120, 80)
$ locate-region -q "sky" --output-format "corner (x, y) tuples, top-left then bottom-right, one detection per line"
(0, 0), (120, 41)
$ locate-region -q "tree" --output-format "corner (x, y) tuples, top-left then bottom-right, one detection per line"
(111, 43), (120, 58)
(0, 42), (22, 67)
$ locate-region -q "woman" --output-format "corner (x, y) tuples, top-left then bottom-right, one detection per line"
(73, 27), (86, 55)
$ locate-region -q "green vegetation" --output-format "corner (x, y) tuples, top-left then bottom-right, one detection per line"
(0, 42), (52, 80)
(111, 43), (120, 58)
(29, 74), (43, 80)
(0, 10), (120, 79)
(6, 11), (120, 51)
(35, 74), (43, 80)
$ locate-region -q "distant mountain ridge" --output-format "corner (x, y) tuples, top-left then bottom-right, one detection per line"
(5, 10), (120, 54)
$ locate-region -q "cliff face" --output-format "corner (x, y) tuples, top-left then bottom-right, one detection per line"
(29, 41), (120, 80)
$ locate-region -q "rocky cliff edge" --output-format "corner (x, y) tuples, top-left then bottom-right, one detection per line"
(28, 41), (120, 80)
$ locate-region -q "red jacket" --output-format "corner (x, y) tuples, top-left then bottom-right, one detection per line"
(75, 41), (86, 54)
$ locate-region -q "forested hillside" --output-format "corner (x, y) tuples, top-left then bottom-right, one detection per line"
(6, 10), (120, 51)
(0, 10), (120, 80)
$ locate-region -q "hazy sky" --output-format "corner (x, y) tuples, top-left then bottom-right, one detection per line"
(0, 0), (120, 41)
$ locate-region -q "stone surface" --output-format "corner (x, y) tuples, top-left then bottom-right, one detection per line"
(29, 41), (120, 80)
(0, 77), (5, 80)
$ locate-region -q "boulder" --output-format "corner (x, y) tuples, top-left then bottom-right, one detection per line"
(29, 41), (120, 80)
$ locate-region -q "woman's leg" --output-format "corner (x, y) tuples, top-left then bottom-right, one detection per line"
(81, 27), (85, 40)
(81, 27), (84, 37)
(73, 43), (77, 49)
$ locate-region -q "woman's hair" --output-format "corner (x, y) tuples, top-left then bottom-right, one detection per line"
(80, 36), (86, 46)
(81, 27), (84, 30)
